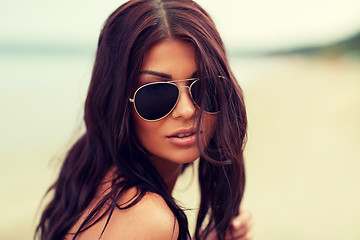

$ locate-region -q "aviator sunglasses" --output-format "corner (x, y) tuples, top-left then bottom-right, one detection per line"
(129, 77), (222, 121)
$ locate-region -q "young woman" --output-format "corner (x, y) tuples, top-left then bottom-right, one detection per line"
(36, 0), (251, 239)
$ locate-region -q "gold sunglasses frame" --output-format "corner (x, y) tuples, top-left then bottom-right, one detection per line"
(129, 78), (219, 121)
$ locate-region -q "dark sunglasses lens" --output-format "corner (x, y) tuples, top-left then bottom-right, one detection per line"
(191, 79), (220, 113)
(134, 83), (179, 120)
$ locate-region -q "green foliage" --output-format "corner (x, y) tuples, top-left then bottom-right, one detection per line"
(283, 31), (360, 58)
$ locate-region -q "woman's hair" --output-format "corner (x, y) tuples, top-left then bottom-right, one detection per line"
(35, 0), (247, 239)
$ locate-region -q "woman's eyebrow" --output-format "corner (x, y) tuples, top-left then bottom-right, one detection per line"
(140, 70), (172, 79)
(190, 71), (198, 78)
(140, 70), (198, 79)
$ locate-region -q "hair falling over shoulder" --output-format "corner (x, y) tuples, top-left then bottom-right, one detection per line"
(35, 1), (247, 239)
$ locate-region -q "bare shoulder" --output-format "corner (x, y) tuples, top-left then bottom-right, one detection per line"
(102, 190), (180, 239)
(70, 188), (179, 240)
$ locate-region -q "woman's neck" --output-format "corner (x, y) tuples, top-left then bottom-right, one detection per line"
(150, 157), (183, 193)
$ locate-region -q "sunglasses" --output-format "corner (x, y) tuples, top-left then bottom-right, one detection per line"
(129, 77), (221, 121)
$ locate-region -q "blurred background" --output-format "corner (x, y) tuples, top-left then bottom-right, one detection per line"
(1, 0), (359, 239)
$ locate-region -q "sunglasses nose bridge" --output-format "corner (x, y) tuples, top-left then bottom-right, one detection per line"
(177, 85), (193, 101)
(171, 85), (197, 118)
(178, 85), (190, 91)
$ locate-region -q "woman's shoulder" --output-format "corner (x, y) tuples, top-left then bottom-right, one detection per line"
(68, 187), (179, 240)
(115, 190), (179, 239)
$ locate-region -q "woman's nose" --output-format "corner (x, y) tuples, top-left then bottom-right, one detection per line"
(171, 86), (196, 120)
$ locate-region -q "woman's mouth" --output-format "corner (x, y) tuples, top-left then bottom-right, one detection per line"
(167, 128), (198, 147)
(172, 132), (195, 138)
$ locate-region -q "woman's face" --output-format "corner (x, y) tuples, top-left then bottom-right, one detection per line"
(132, 39), (217, 167)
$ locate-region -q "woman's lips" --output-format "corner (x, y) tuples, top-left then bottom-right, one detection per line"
(167, 128), (198, 147)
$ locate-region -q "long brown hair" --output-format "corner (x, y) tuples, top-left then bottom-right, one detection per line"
(35, 0), (247, 239)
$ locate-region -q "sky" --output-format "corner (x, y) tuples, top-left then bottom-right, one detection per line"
(0, 0), (360, 51)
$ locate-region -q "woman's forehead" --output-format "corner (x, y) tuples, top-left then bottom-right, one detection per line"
(138, 39), (197, 82)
